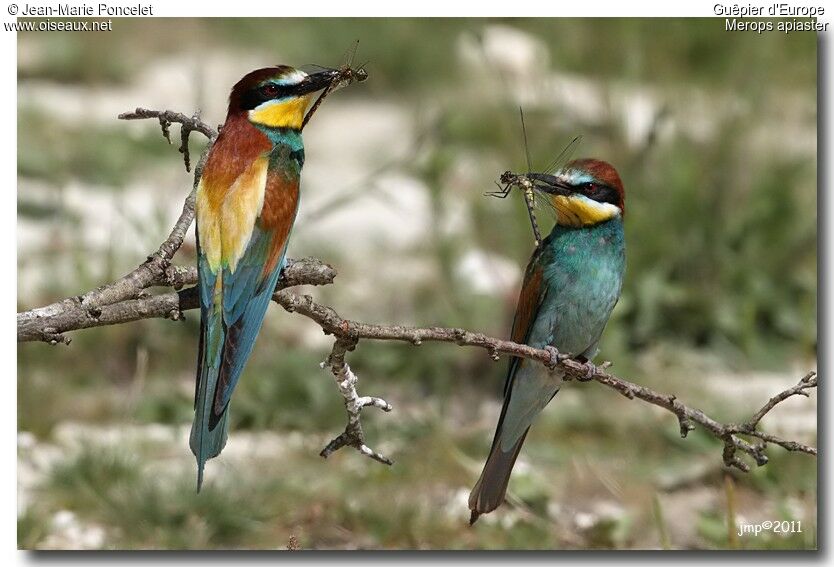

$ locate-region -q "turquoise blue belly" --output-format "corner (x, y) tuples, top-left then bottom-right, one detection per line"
(529, 218), (625, 358)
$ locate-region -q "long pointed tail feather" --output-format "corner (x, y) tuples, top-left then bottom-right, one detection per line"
(468, 428), (530, 523)
(190, 360), (230, 491)
(469, 360), (562, 523)
(190, 294), (229, 491)
(189, 261), (283, 490)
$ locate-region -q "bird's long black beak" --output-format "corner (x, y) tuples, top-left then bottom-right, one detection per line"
(294, 69), (340, 95)
(527, 173), (573, 196)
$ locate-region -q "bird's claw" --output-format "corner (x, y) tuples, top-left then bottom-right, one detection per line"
(544, 346), (568, 370)
(576, 360), (597, 382)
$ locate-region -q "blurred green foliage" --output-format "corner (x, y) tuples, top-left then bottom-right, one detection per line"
(17, 108), (192, 187)
(17, 18), (816, 549)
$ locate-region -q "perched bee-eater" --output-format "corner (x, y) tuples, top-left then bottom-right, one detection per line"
(191, 66), (340, 489)
(469, 159), (626, 523)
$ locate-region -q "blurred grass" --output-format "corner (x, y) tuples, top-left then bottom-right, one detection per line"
(18, 19), (815, 91)
(17, 107), (191, 187)
(18, 402), (816, 549)
(17, 18), (816, 549)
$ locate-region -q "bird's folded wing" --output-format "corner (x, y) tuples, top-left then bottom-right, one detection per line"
(504, 248), (548, 395)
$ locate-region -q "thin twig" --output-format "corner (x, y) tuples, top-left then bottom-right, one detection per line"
(118, 108), (218, 172)
(743, 370), (818, 430)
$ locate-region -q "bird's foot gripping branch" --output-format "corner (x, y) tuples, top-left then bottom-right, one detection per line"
(17, 108), (817, 477)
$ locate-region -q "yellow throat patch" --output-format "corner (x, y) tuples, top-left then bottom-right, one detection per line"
(248, 96), (312, 129)
(552, 194), (621, 227)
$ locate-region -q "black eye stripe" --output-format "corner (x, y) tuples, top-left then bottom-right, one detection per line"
(596, 186), (620, 206)
(239, 82), (295, 111)
(579, 182), (618, 205)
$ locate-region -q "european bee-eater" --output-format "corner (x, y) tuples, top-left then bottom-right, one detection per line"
(469, 159), (626, 523)
(191, 66), (340, 489)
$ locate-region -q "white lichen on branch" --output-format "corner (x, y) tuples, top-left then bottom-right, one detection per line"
(319, 338), (393, 465)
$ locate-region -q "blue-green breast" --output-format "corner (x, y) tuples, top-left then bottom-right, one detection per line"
(255, 126), (305, 175)
(528, 217), (625, 358)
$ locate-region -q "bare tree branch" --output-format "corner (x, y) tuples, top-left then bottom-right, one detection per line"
(17, 107), (817, 475)
(18, 109), (218, 345)
(271, 291), (817, 469)
(16, 258), (337, 342)
(745, 370), (817, 430)
(118, 107), (219, 172)
(319, 337), (393, 465)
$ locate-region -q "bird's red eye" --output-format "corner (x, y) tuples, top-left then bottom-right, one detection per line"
(584, 182), (597, 193)
(261, 84), (279, 97)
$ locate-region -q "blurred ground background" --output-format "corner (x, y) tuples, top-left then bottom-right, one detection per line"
(17, 18), (817, 550)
